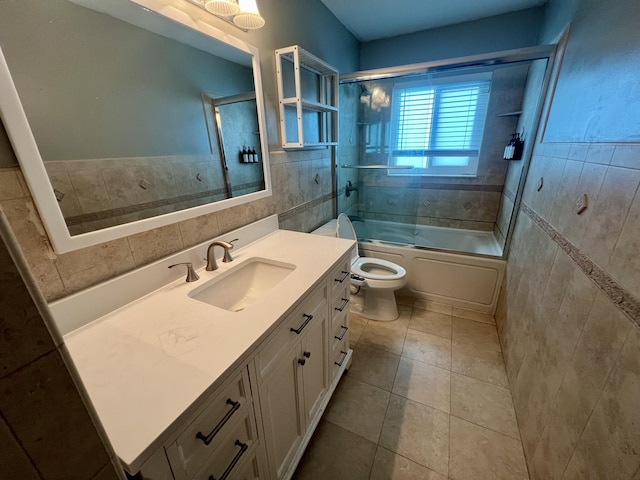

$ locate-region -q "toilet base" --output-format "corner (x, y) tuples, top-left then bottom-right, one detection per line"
(350, 287), (400, 321)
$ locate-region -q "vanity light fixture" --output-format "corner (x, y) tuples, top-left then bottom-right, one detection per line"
(190, 0), (265, 30)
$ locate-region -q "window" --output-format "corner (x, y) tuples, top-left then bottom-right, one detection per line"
(389, 74), (491, 176)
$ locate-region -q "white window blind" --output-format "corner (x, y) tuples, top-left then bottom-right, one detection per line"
(389, 75), (491, 176)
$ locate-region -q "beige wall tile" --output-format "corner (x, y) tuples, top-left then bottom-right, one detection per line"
(0, 199), (66, 301)
(0, 237), (57, 378)
(91, 462), (123, 480)
(585, 144), (614, 165)
(178, 212), (220, 248)
(217, 205), (249, 233)
(54, 238), (135, 293)
(0, 170), (25, 200)
(128, 223), (183, 267)
(608, 186), (640, 299)
(0, 415), (40, 480)
(610, 144), (640, 169)
(68, 169), (112, 214)
(548, 159), (583, 233)
(0, 351), (110, 479)
(527, 291), (631, 479)
(579, 166), (640, 268)
(561, 162), (607, 247)
(563, 327), (640, 479)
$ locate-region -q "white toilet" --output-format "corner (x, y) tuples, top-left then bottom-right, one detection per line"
(337, 214), (407, 321)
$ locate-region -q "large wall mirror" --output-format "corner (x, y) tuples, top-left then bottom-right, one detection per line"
(0, 0), (271, 253)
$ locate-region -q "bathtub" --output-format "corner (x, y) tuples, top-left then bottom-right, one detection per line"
(353, 219), (503, 257)
(313, 219), (506, 313)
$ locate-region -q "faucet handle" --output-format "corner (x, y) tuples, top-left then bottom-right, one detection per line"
(168, 262), (200, 282)
(223, 238), (239, 263)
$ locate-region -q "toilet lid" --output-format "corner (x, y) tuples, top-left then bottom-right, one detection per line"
(337, 213), (360, 257)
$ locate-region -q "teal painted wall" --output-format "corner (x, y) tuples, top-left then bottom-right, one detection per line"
(359, 7), (545, 70)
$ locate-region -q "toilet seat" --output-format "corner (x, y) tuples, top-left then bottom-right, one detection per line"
(352, 257), (406, 289)
(337, 214), (407, 290)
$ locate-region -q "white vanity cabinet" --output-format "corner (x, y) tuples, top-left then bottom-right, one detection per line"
(328, 258), (352, 382)
(256, 281), (329, 479)
(59, 223), (356, 480)
(164, 367), (264, 480)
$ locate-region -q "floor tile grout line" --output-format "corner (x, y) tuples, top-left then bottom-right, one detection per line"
(450, 413), (524, 442)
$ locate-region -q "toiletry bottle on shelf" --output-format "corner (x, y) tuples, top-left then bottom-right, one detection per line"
(250, 146), (257, 163)
(241, 146), (249, 163)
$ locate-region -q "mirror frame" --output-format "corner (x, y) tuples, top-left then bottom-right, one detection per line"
(0, 0), (271, 253)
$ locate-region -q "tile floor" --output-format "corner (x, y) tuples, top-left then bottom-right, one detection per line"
(293, 296), (529, 480)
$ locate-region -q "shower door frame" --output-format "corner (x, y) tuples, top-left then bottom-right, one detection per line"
(335, 44), (559, 261)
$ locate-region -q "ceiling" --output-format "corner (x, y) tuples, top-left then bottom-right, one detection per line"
(319, 0), (547, 42)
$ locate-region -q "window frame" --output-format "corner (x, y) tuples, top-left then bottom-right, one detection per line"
(388, 72), (492, 177)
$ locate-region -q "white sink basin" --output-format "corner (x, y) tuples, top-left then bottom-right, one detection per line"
(189, 257), (296, 312)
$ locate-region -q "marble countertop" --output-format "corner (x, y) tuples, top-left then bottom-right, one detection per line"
(63, 229), (354, 472)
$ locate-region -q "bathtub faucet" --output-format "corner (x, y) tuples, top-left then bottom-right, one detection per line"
(345, 180), (358, 197)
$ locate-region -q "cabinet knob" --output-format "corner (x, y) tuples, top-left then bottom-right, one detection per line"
(298, 358), (306, 366)
(303, 351), (311, 358)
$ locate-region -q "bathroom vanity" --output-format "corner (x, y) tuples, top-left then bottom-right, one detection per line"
(50, 216), (354, 479)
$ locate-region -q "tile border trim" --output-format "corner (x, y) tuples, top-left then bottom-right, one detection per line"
(521, 202), (640, 327)
(64, 181), (264, 226)
(277, 192), (335, 223)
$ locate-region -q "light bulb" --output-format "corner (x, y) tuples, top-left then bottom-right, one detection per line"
(204, 0), (240, 16)
(233, 0), (265, 29)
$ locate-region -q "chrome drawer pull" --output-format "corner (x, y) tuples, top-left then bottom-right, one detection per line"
(208, 440), (249, 480)
(290, 313), (313, 335)
(195, 399), (241, 446)
(334, 326), (348, 341)
(334, 298), (349, 312)
(334, 350), (348, 367)
(334, 271), (349, 283)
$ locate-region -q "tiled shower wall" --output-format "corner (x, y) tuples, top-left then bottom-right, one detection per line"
(496, 141), (640, 479)
(495, 0), (640, 477)
(338, 65), (528, 231)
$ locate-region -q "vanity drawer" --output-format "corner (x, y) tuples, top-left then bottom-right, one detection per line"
(256, 284), (327, 380)
(227, 446), (265, 480)
(331, 334), (350, 382)
(329, 256), (351, 297)
(331, 309), (349, 349)
(191, 410), (259, 480)
(166, 369), (252, 480)
(330, 286), (350, 325)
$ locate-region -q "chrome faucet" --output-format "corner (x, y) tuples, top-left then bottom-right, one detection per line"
(206, 239), (238, 271)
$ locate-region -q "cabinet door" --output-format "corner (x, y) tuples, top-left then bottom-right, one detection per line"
(300, 307), (329, 426)
(258, 345), (304, 479)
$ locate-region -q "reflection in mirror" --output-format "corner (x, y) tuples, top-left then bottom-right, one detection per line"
(0, 0), (269, 246)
